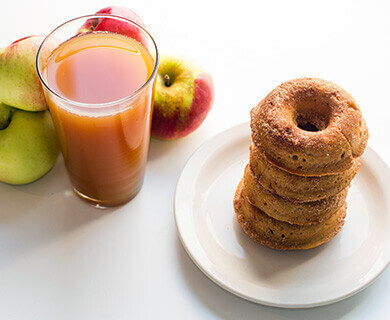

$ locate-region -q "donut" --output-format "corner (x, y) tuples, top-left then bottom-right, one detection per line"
(234, 180), (346, 250)
(250, 78), (368, 176)
(243, 165), (348, 225)
(249, 144), (361, 201)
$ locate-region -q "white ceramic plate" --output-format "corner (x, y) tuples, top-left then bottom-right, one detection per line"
(174, 122), (390, 308)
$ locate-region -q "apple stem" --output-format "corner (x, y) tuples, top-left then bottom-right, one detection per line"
(163, 74), (171, 87)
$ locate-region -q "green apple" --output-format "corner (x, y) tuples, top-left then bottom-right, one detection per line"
(0, 36), (48, 111)
(0, 103), (60, 185)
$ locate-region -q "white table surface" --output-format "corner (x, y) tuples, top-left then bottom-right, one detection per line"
(1, 0), (389, 319)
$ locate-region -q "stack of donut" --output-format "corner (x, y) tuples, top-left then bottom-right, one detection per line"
(234, 78), (368, 250)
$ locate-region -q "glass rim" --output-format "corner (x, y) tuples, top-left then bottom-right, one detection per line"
(36, 13), (159, 109)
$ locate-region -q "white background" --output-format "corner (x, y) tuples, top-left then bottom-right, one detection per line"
(1, 0), (390, 319)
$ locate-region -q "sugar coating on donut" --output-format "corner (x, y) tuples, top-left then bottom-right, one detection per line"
(249, 143), (361, 201)
(234, 180), (347, 250)
(250, 78), (368, 176)
(243, 164), (348, 225)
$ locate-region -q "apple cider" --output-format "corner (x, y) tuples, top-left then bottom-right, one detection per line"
(42, 31), (157, 206)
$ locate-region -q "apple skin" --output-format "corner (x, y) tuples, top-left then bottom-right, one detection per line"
(79, 6), (146, 45)
(0, 103), (60, 185)
(0, 36), (48, 112)
(151, 56), (214, 140)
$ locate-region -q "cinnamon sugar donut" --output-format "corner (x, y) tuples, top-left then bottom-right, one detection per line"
(234, 180), (346, 250)
(251, 78), (368, 176)
(243, 165), (348, 225)
(249, 144), (360, 202)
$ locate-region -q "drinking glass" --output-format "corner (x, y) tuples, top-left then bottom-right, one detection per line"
(36, 15), (159, 207)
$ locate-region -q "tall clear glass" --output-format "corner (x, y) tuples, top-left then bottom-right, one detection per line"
(36, 15), (159, 207)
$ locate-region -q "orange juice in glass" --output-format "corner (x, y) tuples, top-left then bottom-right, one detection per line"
(37, 15), (159, 207)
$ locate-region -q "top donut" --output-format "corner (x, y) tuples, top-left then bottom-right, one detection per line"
(250, 78), (368, 176)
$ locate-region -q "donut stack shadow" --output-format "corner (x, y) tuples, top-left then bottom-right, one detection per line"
(234, 78), (368, 250)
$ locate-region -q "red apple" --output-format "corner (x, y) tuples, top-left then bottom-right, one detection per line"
(152, 56), (214, 140)
(79, 6), (146, 45)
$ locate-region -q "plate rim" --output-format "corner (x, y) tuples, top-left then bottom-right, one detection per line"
(174, 121), (390, 308)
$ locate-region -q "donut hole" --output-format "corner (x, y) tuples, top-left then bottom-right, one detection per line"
(293, 96), (331, 132)
(296, 116), (320, 132)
